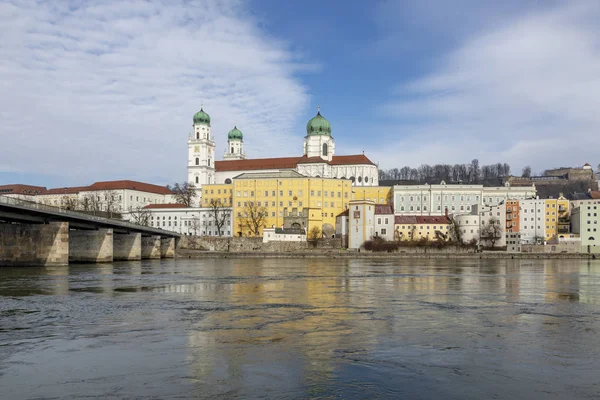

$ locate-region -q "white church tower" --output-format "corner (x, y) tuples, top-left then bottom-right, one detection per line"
(303, 106), (335, 162)
(187, 108), (215, 201)
(223, 126), (246, 160)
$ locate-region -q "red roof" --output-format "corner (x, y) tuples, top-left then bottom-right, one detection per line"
(336, 209), (349, 218)
(395, 215), (450, 224)
(87, 180), (173, 195)
(296, 155), (328, 164)
(374, 204), (394, 215)
(590, 191), (600, 200)
(330, 154), (375, 166)
(215, 154), (375, 172)
(143, 203), (188, 209)
(215, 157), (299, 172)
(44, 186), (89, 195)
(0, 184), (47, 195)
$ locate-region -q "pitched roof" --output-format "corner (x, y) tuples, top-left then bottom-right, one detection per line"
(215, 153), (375, 172)
(296, 155), (328, 164)
(330, 154), (375, 166)
(395, 215), (450, 224)
(374, 204), (394, 214)
(87, 180), (174, 195)
(0, 184), (47, 195)
(336, 209), (349, 218)
(215, 157), (300, 172)
(143, 203), (188, 209)
(234, 171), (305, 180)
(590, 191), (600, 200)
(44, 186), (89, 195)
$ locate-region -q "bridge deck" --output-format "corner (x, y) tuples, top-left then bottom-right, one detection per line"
(0, 196), (180, 238)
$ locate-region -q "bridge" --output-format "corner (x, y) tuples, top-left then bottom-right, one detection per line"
(0, 195), (180, 266)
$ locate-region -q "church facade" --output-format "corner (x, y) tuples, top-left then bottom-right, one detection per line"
(187, 108), (379, 198)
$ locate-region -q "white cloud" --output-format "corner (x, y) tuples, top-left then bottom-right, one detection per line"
(0, 0), (310, 185)
(372, 1), (600, 173)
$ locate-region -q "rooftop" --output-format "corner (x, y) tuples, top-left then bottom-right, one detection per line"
(215, 154), (375, 172)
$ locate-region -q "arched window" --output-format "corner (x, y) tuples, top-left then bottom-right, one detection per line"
(195, 176), (199, 184)
(195, 158), (199, 165)
(231, 147), (234, 154)
(350, 176), (355, 183)
(208, 158), (211, 166)
(322, 143), (328, 157)
(365, 177), (369, 183)
(225, 178), (232, 184)
(358, 176), (363, 183)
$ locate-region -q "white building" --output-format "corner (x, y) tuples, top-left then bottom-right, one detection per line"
(518, 198), (546, 244)
(123, 204), (233, 236)
(0, 180), (178, 215)
(347, 200), (376, 249)
(263, 228), (306, 243)
(453, 204), (506, 248)
(393, 182), (536, 216)
(571, 200), (600, 253)
(187, 108), (380, 200)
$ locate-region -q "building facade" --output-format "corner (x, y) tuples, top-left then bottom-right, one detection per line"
(394, 215), (451, 242)
(122, 204), (232, 236)
(393, 182), (536, 216)
(187, 108), (380, 196)
(571, 200), (600, 253)
(202, 171), (352, 237)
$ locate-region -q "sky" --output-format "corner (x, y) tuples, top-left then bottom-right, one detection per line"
(1, 0), (599, 188)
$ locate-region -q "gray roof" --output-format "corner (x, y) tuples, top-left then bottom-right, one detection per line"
(233, 170), (305, 180)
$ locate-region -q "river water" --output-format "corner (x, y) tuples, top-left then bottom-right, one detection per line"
(1, 258), (600, 399)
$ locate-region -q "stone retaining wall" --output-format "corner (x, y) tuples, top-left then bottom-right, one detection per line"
(178, 236), (343, 252)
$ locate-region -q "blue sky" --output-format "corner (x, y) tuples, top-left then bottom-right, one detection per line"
(1, 0), (599, 188)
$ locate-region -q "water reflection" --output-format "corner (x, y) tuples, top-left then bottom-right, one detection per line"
(1, 259), (600, 399)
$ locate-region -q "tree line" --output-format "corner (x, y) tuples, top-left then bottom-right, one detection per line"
(378, 159), (513, 184)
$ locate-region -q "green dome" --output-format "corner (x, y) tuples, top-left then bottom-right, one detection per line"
(228, 126), (243, 140)
(306, 110), (331, 136)
(193, 108), (211, 125)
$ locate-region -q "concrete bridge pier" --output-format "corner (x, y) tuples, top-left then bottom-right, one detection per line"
(0, 221), (69, 267)
(113, 232), (141, 261)
(141, 235), (161, 259)
(69, 229), (113, 263)
(160, 237), (175, 258)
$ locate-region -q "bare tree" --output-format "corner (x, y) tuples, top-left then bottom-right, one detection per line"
(522, 165), (532, 178)
(307, 226), (322, 248)
(209, 198), (231, 237)
(190, 215), (202, 236)
(61, 196), (79, 211)
(481, 217), (503, 248)
(239, 202), (268, 237)
(103, 189), (119, 218)
(82, 193), (101, 215)
(449, 218), (464, 244)
(168, 182), (197, 207)
(129, 206), (151, 226)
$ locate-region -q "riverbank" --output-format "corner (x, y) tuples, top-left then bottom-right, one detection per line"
(177, 249), (597, 260)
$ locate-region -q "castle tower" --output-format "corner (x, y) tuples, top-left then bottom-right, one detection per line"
(303, 106), (335, 162)
(187, 108), (215, 201)
(223, 126), (246, 160)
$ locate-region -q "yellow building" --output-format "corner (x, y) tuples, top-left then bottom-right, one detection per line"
(199, 183), (233, 207)
(351, 186), (392, 204)
(203, 171), (352, 237)
(394, 215), (451, 241)
(544, 196), (570, 241)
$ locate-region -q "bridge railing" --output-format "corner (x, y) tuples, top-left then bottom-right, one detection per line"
(0, 195), (180, 237)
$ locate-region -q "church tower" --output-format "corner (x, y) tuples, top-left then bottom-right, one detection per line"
(304, 107), (335, 162)
(223, 126), (246, 160)
(187, 108), (215, 201)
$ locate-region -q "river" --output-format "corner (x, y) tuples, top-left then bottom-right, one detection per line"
(1, 258), (600, 399)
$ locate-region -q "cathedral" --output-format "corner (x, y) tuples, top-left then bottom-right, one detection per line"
(187, 107), (379, 196)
